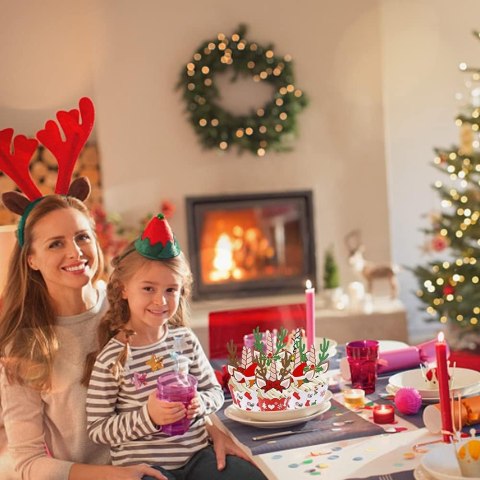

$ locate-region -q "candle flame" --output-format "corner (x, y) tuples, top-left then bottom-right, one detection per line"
(438, 331), (445, 342)
(306, 279), (312, 289)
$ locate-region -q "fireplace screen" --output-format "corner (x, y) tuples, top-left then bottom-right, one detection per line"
(186, 191), (316, 300)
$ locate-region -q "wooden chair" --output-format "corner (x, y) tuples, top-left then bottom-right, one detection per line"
(208, 303), (306, 359)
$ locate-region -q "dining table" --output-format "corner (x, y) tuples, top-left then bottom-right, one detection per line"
(210, 341), (471, 480)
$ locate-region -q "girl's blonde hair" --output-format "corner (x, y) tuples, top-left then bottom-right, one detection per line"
(82, 246), (193, 385)
(0, 195), (104, 391)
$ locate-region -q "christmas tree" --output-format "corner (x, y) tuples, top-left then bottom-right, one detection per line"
(323, 246), (340, 290)
(413, 31), (480, 338)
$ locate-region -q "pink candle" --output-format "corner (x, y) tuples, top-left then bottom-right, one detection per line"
(435, 331), (453, 443)
(305, 280), (315, 349)
(373, 404), (395, 424)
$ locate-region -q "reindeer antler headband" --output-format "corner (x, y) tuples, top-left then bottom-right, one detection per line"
(0, 97), (94, 246)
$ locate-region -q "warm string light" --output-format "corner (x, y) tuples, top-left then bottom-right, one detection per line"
(180, 25), (307, 155)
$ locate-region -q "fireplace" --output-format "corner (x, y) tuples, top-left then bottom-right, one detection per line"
(185, 190), (316, 300)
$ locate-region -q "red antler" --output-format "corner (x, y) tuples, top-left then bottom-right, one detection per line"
(0, 128), (41, 200)
(36, 97), (94, 195)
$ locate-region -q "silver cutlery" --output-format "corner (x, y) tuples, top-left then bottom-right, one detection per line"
(251, 419), (355, 441)
(252, 428), (326, 441)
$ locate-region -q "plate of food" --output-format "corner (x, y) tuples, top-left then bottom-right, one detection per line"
(224, 400), (332, 429)
(387, 367), (480, 400)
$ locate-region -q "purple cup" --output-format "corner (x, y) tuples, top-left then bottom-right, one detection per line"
(346, 340), (379, 394)
(156, 372), (197, 436)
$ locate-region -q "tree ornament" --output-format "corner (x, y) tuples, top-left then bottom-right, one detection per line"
(443, 284), (455, 296)
(431, 235), (448, 252)
(178, 24), (308, 155)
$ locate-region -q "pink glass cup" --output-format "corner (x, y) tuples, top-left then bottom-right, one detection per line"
(156, 372), (197, 436)
(346, 340), (379, 394)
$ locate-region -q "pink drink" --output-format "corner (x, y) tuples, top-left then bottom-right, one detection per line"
(346, 340), (379, 394)
(156, 372), (198, 436)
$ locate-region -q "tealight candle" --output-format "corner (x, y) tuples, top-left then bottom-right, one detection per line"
(373, 404), (395, 424)
(343, 389), (365, 408)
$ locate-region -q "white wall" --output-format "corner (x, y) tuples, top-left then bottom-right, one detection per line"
(4, 1), (477, 340)
(381, 0), (480, 341)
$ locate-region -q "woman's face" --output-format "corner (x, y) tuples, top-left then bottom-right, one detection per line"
(27, 207), (99, 297)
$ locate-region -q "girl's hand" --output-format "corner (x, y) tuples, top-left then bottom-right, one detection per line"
(147, 391), (186, 426)
(186, 394), (202, 419)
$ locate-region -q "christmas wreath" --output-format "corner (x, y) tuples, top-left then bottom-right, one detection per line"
(178, 25), (308, 156)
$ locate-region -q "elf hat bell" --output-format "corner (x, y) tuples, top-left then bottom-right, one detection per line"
(134, 213), (181, 260)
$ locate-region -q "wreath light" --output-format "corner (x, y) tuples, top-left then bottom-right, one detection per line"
(178, 25), (308, 156)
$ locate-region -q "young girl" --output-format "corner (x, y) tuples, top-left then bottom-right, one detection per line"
(86, 214), (266, 480)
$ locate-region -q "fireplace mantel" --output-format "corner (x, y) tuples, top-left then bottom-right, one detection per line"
(189, 294), (408, 355)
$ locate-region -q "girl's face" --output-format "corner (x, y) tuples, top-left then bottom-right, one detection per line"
(122, 260), (182, 336)
(27, 207), (99, 297)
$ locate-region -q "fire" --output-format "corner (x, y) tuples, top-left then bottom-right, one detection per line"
(209, 225), (276, 282)
(210, 234), (234, 281)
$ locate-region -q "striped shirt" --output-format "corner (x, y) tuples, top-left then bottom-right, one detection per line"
(86, 326), (223, 469)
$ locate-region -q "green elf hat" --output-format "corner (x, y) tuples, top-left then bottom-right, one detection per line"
(134, 213), (181, 260)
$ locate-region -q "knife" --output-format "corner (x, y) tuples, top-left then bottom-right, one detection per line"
(252, 427), (335, 441)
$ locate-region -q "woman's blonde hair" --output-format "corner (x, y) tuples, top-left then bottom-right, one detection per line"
(82, 245), (193, 385)
(0, 195), (104, 390)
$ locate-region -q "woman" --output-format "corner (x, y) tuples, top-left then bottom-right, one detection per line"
(0, 98), (253, 480)
(0, 195), (252, 480)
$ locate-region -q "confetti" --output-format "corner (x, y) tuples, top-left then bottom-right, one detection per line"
(317, 463), (329, 469)
(403, 452), (415, 460)
(310, 449), (332, 456)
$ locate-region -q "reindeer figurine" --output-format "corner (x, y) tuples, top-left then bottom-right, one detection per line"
(345, 230), (398, 299)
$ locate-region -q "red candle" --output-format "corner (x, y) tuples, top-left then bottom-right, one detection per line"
(373, 404), (395, 424)
(435, 331), (453, 442)
(305, 280), (315, 349)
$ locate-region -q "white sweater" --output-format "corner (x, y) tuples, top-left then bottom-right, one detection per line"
(0, 286), (111, 480)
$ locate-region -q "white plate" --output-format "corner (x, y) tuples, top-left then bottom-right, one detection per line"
(231, 390), (332, 422)
(388, 367), (480, 400)
(224, 401), (332, 429)
(421, 443), (479, 480)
